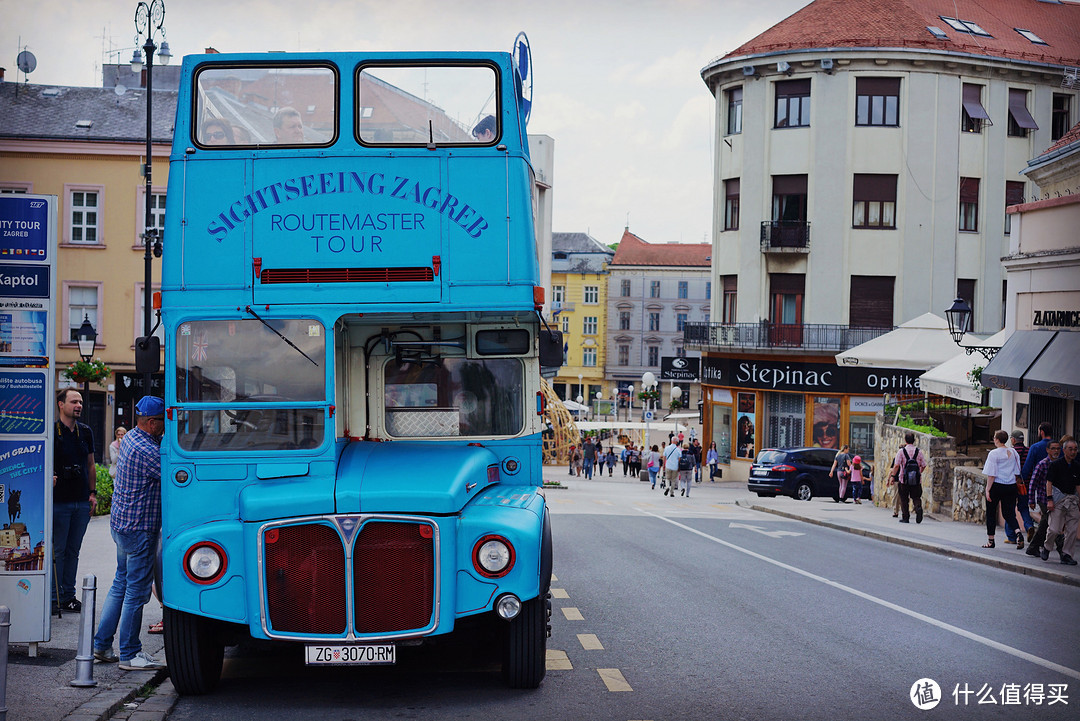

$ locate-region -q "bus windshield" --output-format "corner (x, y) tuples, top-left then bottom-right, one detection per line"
(383, 357), (523, 438)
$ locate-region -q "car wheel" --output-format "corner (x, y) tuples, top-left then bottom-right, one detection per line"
(796, 481), (813, 501)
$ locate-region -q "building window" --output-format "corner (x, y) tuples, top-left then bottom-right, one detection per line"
(775, 79), (810, 128)
(852, 174), (897, 229)
(855, 77), (900, 126)
(959, 177), (980, 232)
(704, 312), (710, 324)
(1007, 89), (1038, 137)
(0, 183), (32, 194)
(66, 284), (100, 343)
(940, 16), (992, 36)
(618, 344), (629, 366)
(676, 313), (688, 332)
(561, 316), (569, 334)
(139, 190), (166, 245)
(552, 285), (565, 304)
(1052, 94), (1072, 141)
(722, 275), (737, 323)
(961, 83), (990, 133)
(1015, 28), (1047, 45)
(724, 178), (740, 230)
(647, 346), (659, 367)
(956, 279), (975, 331)
(648, 312), (660, 331)
(706, 282), (711, 300)
(726, 86), (743, 135)
(849, 276), (895, 328)
(772, 175), (808, 229)
(677, 281), (688, 299)
(650, 280), (661, 298)
(583, 285), (599, 304)
(582, 347), (597, 367)
(1005, 181), (1025, 235)
(620, 279), (631, 297)
(619, 311), (631, 330)
(583, 316), (598, 335)
(67, 188), (102, 244)
(675, 345), (686, 358)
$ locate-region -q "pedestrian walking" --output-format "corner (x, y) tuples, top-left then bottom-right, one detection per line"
(647, 445), (661, 489)
(706, 441), (720, 481)
(52, 389), (96, 614)
(1040, 437), (1079, 565)
(629, 444), (641, 478)
(582, 436), (596, 480)
(829, 444), (852, 503)
(848, 455), (864, 503)
(692, 439), (703, 483)
(981, 429), (1023, 549)
(606, 446), (616, 476)
(1025, 437), (1065, 558)
(678, 442), (695, 497)
(621, 445), (630, 476)
(93, 396), (167, 670)
(1008, 430), (1035, 544)
(662, 440), (681, 497)
(890, 432), (926, 524)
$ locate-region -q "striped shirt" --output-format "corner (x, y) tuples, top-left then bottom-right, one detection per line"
(111, 426), (162, 532)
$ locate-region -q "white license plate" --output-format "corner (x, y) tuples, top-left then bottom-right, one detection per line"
(305, 643), (396, 666)
(752, 469), (770, 476)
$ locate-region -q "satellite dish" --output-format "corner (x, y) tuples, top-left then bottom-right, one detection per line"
(115, 84), (128, 96)
(17, 50), (37, 75)
(512, 31), (533, 125)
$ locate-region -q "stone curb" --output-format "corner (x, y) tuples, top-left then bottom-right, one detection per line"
(738, 500), (1080, 589)
(61, 670), (173, 721)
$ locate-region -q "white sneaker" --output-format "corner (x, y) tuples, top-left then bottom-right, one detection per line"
(119, 651), (167, 671)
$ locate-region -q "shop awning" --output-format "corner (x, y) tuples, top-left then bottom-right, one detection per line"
(994, 330), (1080, 400)
(919, 330), (1008, 403)
(980, 330), (1060, 394)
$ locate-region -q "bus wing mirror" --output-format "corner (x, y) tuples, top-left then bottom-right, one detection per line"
(135, 336), (161, 374)
(538, 329), (563, 369)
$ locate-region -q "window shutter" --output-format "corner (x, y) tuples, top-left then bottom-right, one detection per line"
(959, 177), (980, 203)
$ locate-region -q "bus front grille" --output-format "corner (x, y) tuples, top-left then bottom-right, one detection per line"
(262, 519), (435, 637)
(354, 521), (435, 633)
(260, 267), (435, 284)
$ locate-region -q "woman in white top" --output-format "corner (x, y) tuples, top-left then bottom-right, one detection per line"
(981, 429), (1023, 549)
(107, 426), (126, 478)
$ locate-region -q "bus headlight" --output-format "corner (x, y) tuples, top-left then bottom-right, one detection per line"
(473, 535), (515, 578)
(184, 542), (227, 584)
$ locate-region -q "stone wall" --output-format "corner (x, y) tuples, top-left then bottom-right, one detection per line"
(953, 467), (987, 524)
(872, 414), (982, 515)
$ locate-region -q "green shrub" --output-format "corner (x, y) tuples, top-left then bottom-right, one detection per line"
(94, 464), (113, 516)
(896, 415), (948, 438)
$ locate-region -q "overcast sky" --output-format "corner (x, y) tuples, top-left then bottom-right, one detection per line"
(2, 0), (809, 247)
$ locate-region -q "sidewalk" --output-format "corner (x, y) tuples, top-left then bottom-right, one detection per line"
(3, 514), (173, 721)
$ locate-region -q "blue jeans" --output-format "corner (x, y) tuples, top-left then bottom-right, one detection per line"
(94, 528), (158, 661)
(648, 467), (658, 487)
(583, 458), (594, 479)
(1006, 491), (1035, 541)
(52, 501), (92, 604)
(850, 481), (863, 500)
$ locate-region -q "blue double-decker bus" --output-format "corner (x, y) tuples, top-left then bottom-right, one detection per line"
(156, 47), (555, 694)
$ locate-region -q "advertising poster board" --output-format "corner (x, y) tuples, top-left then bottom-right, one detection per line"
(0, 194), (56, 646)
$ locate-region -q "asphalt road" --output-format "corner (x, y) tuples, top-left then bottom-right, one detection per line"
(164, 481), (1080, 721)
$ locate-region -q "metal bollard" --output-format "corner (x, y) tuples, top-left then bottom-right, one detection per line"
(70, 574), (97, 688)
(1, 605), (10, 721)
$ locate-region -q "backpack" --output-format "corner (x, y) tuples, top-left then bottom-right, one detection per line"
(901, 448), (921, 485)
(678, 450), (694, 471)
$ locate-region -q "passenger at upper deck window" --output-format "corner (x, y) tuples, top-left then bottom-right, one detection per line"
(274, 107), (305, 144)
(201, 118), (234, 145)
(472, 115), (496, 143)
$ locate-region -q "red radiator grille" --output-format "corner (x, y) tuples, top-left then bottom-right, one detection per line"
(353, 522), (435, 634)
(264, 524), (347, 635)
(260, 267), (434, 284)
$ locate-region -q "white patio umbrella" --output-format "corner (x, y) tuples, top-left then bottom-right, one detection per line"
(835, 312), (986, 371)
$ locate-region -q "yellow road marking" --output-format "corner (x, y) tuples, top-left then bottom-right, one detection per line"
(598, 668), (632, 692)
(577, 633), (604, 650)
(551, 573), (558, 582)
(561, 607), (584, 621)
(551, 588), (569, 599)
(546, 649), (573, 670)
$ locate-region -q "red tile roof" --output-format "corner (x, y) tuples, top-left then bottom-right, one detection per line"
(722, 0), (1080, 67)
(610, 229), (712, 267)
(1042, 120), (1080, 155)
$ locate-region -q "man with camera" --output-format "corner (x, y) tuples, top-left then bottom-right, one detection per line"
(53, 388), (96, 613)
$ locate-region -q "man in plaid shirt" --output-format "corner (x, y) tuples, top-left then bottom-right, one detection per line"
(1025, 437), (1065, 558)
(93, 396), (167, 670)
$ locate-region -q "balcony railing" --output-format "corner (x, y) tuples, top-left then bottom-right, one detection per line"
(760, 221), (810, 252)
(684, 322), (892, 353)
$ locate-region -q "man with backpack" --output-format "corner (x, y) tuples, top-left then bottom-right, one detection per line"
(890, 432), (926, 524)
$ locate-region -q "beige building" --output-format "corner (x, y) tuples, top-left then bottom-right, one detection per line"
(1, 80), (173, 455)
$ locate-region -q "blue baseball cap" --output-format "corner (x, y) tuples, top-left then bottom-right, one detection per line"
(135, 395), (165, 417)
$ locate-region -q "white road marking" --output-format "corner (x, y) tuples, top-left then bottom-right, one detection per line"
(640, 509), (1080, 682)
(598, 668), (632, 692)
(728, 522), (805, 538)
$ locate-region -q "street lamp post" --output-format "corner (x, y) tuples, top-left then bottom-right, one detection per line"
(627, 383), (635, 423)
(945, 296), (997, 361)
(76, 315), (98, 400)
(641, 371), (657, 448)
(132, 0), (170, 394)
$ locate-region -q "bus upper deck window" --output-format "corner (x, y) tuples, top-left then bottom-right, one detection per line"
(357, 64), (498, 146)
(194, 64), (337, 148)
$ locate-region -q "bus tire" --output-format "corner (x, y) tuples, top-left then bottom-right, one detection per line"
(501, 595), (547, 689)
(164, 606), (224, 695)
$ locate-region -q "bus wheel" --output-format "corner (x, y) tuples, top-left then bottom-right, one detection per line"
(501, 594), (548, 689)
(164, 606), (224, 695)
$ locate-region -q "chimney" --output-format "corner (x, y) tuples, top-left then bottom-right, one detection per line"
(205, 47), (219, 54)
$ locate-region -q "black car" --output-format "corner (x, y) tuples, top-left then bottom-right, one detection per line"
(747, 447), (872, 501)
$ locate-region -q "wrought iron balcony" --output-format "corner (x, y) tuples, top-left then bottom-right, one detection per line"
(761, 220), (810, 252)
(684, 322), (892, 353)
